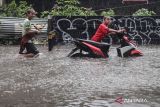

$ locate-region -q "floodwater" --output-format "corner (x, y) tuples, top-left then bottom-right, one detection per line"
(0, 44), (160, 107)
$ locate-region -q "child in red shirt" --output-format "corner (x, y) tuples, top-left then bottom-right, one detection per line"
(91, 16), (124, 42)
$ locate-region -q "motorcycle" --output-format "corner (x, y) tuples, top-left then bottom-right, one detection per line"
(67, 38), (110, 58)
(67, 29), (143, 58)
(116, 31), (143, 57)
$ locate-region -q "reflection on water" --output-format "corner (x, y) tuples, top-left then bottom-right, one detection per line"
(0, 44), (160, 107)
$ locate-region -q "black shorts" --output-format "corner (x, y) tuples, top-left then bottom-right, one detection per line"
(26, 43), (39, 54)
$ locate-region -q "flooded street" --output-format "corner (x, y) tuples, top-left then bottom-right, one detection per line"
(0, 44), (160, 107)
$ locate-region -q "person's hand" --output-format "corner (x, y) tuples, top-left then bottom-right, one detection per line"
(122, 29), (126, 32)
(34, 24), (45, 31)
(117, 29), (126, 33)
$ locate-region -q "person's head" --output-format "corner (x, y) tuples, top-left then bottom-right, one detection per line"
(103, 16), (111, 25)
(26, 8), (37, 20)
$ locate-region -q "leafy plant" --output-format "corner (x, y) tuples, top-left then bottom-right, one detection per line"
(1, 0), (32, 17)
(132, 8), (156, 16)
(41, 0), (97, 18)
(100, 9), (115, 16)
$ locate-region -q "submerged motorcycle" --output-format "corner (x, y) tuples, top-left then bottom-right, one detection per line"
(116, 31), (143, 57)
(67, 38), (110, 58)
(67, 30), (143, 58)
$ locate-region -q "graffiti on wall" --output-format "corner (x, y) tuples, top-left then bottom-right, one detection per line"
(51, 16), (103, 42)
(112, 16), (160, 44)
(51, 16), (160, 44)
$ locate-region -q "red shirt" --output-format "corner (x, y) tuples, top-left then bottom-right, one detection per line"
(91, 23), (109, 42)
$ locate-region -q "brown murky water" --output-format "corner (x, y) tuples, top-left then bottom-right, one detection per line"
(0, 44), (160, 107)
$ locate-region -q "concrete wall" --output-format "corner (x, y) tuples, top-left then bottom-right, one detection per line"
(48, 16), (160, 47)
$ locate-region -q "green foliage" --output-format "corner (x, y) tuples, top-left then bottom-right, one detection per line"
(41, 0), (97, 18)
(0, 0), (32, 17)
(100, 9), (115, 16)
(132, 8), (156, 16)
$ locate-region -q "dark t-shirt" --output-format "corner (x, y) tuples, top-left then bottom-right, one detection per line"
(91, 23), (109, 42)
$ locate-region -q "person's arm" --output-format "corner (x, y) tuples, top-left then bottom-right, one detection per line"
(24, 20), (39, 35)
(108, 28), (125, 33)
(26, 28), (39, 36)
(34, 24), (45, 31)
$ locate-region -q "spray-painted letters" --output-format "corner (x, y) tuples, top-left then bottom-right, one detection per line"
(51, 16), (160, 44)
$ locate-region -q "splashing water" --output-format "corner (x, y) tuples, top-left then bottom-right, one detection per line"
(0, 44), (160, 107)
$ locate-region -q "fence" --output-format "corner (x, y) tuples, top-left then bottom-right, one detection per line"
(0, 17), (48, 44)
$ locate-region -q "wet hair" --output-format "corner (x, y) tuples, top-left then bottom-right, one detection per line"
(103, 16), (111, 21)
(26, 8), (37, 15)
